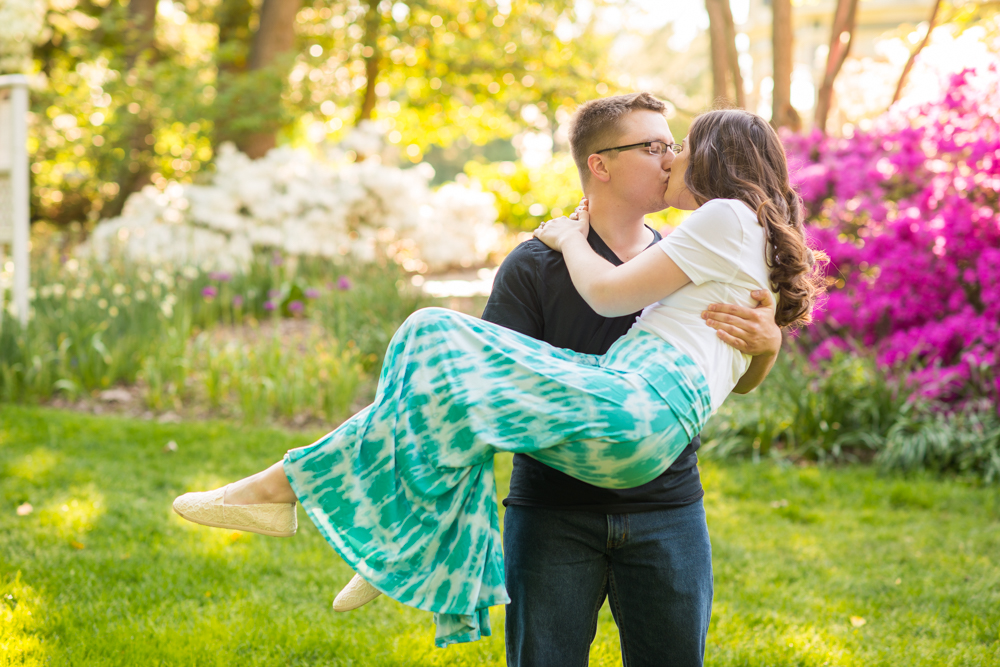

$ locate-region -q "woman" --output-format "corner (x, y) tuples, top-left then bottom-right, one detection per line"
(172, 109), (822, 647)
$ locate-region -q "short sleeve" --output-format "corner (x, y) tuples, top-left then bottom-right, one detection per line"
(657, 199), (745, 285)
(481, 241), (544, 338)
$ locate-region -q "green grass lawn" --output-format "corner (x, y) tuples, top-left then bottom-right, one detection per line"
(2, 405), (999, 666)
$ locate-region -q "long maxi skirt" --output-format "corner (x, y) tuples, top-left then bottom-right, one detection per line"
(282, 307), (712, 647)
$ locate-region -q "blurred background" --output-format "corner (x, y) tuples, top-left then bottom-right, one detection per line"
(0, 0), (998, 475)
(3, 0), (996, 235)
(2, 5), (1000, 664)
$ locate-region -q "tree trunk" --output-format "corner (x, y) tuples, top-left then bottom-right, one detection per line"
(705, 0), (734, 106)
(217, 0), (255, 73)
(103, 0), (158, 219)
(721, 0), (746, 108)
(814, 0), (859, 134)
(356, 2), (383, 124)
(705, 0), (745, 107)
(212, 0), (254, 147)
(771, 0), (801, 131)
(891, 0), (942, 106)
(240, 0), (302, 158)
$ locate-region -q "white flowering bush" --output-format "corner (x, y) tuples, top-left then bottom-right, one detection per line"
(84, 143), (504, 273)
(0, 0), (45, 74)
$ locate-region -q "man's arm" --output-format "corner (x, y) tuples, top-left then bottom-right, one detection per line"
(702, 289), (782, 393)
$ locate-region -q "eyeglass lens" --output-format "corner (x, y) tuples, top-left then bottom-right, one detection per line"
(647, 142), (681, 156)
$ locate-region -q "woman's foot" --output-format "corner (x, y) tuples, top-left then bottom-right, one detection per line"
(172, 462), (298, 537)
(224, 461), (298, 505)
(332, 574), (382, 611)
(172, 485), (297, 537)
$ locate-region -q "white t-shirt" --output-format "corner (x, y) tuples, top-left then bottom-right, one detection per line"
(633, 198), (775, 412)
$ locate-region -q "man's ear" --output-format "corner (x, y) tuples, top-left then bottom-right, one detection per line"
(587, 154), (612, 183)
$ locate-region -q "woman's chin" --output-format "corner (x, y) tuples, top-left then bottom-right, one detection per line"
(663, 194), (696, 211)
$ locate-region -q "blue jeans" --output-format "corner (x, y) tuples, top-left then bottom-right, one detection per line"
(503, 501), (713, 667)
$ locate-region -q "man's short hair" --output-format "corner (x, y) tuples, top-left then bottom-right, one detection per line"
(568, 92), (667, 185)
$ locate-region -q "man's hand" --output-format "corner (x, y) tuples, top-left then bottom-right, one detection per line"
(701, 290), (781, 357)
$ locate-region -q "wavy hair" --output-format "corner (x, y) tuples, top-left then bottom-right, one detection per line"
(684, 108), (825, 328)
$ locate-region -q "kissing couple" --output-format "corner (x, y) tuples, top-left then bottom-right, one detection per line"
(173, 93), (821, 666)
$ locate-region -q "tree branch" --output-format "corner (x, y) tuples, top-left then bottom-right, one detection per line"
(891, 0), (943, 106)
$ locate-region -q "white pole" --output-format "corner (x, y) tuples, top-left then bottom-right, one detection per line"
(0, 244), (5, 332)
(9, 78), (29, 328)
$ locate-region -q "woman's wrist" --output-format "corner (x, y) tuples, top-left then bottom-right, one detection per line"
(559, 230), (589, 253)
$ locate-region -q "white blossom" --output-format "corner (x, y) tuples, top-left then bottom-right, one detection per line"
(82, 142), (504, 273)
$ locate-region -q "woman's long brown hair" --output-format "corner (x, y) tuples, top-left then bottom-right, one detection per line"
(684, 108), (824, 328)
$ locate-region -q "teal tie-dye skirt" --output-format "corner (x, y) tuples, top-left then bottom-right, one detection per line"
(283, 307), (711, 647)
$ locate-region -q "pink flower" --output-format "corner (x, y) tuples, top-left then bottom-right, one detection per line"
(785, 62), (1000, 407)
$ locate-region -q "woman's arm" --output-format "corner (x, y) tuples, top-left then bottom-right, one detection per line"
(731, 349), (778, 394)
(706, 289), (782, 394)
(535, 215), (691, 317)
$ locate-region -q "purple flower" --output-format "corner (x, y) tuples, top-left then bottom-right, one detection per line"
(201, 286), (218, 299)
(272, 252), (284, 266)
(336, 276), (353, 291)
(288, 300), (304, 313)
(209, 271), (232, 282)
(232, 295), (244, 308)
(263, 300), (276, 311)
(268, 289), (281, 299)
(305, 288), (320, 299)
(783, 62), (1000, 408)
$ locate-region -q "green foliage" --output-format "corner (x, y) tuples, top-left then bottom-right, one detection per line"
(211, 53), (298, 147)
(29, 0), (621, 226)
(0, 247), (433, 416)
(293, 0), (618, 158)
(2, 405), (999, 665)
(704, 345), (1000, 482)
(31, 3), (216, 224)
(464, 154), (582, 230)
(464, 154), (692, 231)
(140, 328), (365, 423)
(703, 346), (914, 462)
(878, 404), (1000, 482)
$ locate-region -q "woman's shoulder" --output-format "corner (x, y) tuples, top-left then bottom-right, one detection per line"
(701, 198), (756, 219)
(677, 198), (747, 234)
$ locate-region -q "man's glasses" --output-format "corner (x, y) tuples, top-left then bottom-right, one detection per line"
(595, 141), (683, 157)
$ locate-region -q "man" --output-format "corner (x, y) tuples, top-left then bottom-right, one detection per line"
(481, 93), (781, 666)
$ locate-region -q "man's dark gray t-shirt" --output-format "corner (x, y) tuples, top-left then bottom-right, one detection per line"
(481, 227), (704, 514)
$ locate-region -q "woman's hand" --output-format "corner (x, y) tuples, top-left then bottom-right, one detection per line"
(534, 199), (590, 252)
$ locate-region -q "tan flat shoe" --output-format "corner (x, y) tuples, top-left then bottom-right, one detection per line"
(172, 485), (297, 537)
(332, 573), (382, 612)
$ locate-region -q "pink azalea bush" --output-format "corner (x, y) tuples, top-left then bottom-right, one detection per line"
(784, 65), (1000, 411)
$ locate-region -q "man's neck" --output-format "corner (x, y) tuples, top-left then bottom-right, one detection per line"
(586, 193), (654, 262)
